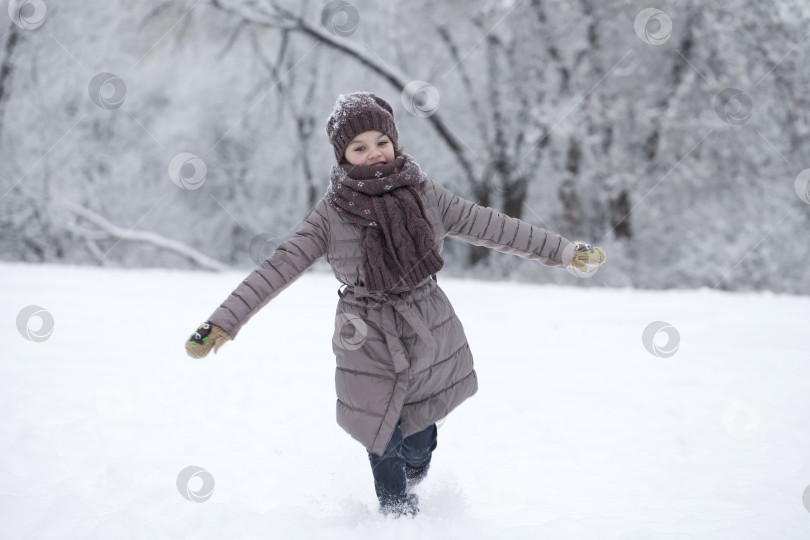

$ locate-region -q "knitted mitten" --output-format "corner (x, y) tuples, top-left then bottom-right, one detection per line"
(566, 242), (606, 277)
(185, 321), (231, 358)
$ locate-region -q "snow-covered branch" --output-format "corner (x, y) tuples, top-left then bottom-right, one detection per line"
(59, 201), (231, 272)
(208, 0), (478, 183)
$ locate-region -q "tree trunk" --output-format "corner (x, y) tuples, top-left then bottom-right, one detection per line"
(0, 23), (21, 141)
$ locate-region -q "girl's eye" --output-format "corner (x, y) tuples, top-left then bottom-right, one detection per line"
(354, 140), (387, 152)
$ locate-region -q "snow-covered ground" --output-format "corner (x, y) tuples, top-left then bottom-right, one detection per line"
(2, 261), (809, 540)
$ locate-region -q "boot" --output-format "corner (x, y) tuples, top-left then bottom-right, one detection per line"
(379, 493), (419, 519)
(405, 462), (430, 491)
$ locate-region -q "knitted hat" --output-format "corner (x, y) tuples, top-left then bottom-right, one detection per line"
(325, 92), (399, 163)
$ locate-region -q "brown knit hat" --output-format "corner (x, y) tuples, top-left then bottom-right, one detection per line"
(325, 92), (399, 163)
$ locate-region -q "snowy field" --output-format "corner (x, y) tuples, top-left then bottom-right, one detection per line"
(2, 261), (809, 540)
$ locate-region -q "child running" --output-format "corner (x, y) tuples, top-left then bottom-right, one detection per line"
(185, 91), (606, 518)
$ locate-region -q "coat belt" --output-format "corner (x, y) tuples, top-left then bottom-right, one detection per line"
(337, 280), (438, 374)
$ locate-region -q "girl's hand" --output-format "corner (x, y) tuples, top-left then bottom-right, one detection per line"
(185, 321), (231, 358)
(566, 242), (606, 278)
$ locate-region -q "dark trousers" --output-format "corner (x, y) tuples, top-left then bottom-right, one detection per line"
(367, 415), (438, 507)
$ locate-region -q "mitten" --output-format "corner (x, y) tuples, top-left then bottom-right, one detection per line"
(566, 242), (606, 277)
(185, 321), (231, 358)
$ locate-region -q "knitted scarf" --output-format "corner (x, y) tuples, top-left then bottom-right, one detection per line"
(326, 153), (444, 292)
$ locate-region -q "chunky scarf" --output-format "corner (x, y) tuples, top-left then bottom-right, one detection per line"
(326, 153), (444, 292)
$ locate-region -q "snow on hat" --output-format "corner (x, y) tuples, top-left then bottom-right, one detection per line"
(325, 91), (399, 163)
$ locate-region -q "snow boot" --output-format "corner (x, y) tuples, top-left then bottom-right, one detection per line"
(405, 462), (430, 491)
(379, 493), (419, 519)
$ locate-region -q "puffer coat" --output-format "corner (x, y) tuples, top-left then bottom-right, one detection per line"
(207, 177), (576, 457)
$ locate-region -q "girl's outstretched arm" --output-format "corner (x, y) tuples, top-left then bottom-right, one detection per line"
(428, 179), (576, 269)
(205, 198), (331, 340)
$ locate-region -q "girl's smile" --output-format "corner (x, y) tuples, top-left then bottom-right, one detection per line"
(344, 130), (395, 166)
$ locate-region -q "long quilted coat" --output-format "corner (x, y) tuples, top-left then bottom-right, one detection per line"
(207, 178), (576, 457)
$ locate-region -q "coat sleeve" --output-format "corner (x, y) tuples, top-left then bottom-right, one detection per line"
(207, 198), (330, 339)
(429, 179), (576, 269)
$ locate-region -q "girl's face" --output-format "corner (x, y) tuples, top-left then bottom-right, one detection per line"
(343, 130), (395, 166)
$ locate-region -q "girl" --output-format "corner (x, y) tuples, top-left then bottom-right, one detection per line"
(185, 91), (606, 518)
